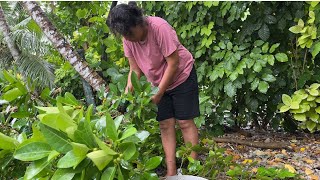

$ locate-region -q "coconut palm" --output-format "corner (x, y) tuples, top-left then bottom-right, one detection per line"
(0, 2), (55, 89)
(21, 1), (107, 92)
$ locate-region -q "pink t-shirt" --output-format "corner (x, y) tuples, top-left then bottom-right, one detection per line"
(123, 16), (194, 90)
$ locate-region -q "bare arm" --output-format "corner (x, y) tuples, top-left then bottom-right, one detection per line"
(152, 50), (179, 104)
(125, 57), (142, 93)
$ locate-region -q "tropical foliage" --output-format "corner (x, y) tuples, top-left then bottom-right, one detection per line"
(1, 1), (319, 179)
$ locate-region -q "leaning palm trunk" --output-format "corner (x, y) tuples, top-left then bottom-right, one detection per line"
(0, 5), (20, 62)
(21, 1), (108, 92)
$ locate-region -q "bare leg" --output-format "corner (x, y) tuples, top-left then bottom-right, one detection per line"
(177, 120), (199, 159)
(159, 118), (177, 176)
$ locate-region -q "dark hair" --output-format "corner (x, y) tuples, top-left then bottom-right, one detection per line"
(107, 2), (144, 36)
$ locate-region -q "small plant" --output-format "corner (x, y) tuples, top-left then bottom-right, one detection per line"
(227, 166), (297, 180)
(0, 92), (163, 179)
(176, 138), (234, 179)
(278, 83), (320, 132)
(289, 10), (317, 49)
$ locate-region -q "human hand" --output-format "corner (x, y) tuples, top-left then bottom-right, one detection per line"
(151, 93), (163, 104)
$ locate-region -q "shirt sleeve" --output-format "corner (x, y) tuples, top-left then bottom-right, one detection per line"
(122, 39), (134, 58)
(156, 23), (180, 58)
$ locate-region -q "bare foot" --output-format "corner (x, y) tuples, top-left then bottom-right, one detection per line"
(166, 160), (177, 176)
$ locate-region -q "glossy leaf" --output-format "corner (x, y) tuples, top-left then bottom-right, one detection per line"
(24, 157), (53, 179)
(101, 166), (116, 180)
(40, 123), (73, 153)
(87, 150), (113, 171)
(51, 168), (76, 180)
(0, 132), (19, 150)
(105, 112), (118, 141)
(74, 119), (97, 148)
(14, 142), (51, 161)
(145, 156), (162, 171)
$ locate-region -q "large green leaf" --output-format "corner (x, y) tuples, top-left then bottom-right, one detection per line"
(36, 106), (74, 114)
(65, 92), (79, 106)
(57, 143), (88, 169)
(56, 113), (77, 133)
(311, 41), (320, 58)
(48, 150), (60, 161)
(120, 142), (136, 161)
(307, 95), (316, 101)
(94, 136), (117, 155)
(289, 25), (302, 34)
(135, 131), (150, 142)
(118, 165), (124, 180)
(51, 168), (76, 180)
(38, 113), (59, 130)
(253, 62), (262, 72)
(293, 114), (306, 121)
(258, 24), (270, 41)
(310, 83), (320, 89)
(269, 43), (280, 53)
(24, 157), (53, 179)
(119, 126), (137, 141)
(308, 88), (319, 96)
(258, 81), (269, 94)
(86, 104), (94, 122)
(74, 119), (97, 148)
(224, 82), (236, 97)
(101, 166), (116, 180)
(0, 132), (19, 150)
(114, 115), (124, 130)
(279, 105), (290, 113)
(2, 88), (24, 102)
(282, 94), (292, 106)
(262, 74), (276, 82)
(254, 40), (264, 47)
(105, 112), (118, 141)
(2, 70), (16, 83)
(306, 121), (316, 132)
(251, 78), (260, 91)
(76, 8), (88, 19)
(131, 71), (141, 92)
(14, 142), (51, 161)
(40, 124), (73, 153)
(261, 42), (269, 53)
(275, 53), (288, 62)
(308, 111), (319, 122)
(290, 101), (300, 110)
(145, 156), (162, 171)
(87, 150), (114, 171)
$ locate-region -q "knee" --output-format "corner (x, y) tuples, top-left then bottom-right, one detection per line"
(178, 120), (195, 130)
(159, 119), (175, 130)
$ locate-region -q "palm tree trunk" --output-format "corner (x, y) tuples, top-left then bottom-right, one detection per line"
(0, 5), (20, 62)
(77, 49), (96, 109)
(21, 1), (108, 92)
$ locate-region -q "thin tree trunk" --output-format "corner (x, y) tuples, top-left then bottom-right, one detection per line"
(0, 6), (20, 62)
(21, 1), (108, 92)
(77, 49), (96, 109)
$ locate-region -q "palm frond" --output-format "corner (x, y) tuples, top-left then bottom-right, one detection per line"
(17, 52), (55, 89)
(0, 46), (14, 69)
(0, 2), (11, 13)
(10, 29), (49, 55)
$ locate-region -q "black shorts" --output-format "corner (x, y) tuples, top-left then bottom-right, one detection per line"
(156, 66), (200, 121)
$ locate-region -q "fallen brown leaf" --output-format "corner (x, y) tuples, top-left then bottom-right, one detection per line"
(284, 164), (296, 173)
(310, 174), (319, 180)
(305, 168), (313, 175)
